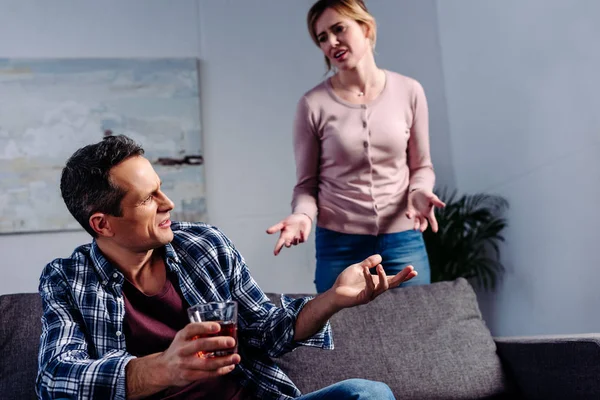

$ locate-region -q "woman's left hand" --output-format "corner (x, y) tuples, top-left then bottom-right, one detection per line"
(406, 189), (445, 232)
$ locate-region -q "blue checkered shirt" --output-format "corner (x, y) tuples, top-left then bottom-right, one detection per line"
(37, 222), (333, 399)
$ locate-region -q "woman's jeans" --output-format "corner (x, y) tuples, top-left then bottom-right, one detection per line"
(315, 226), (431, 293)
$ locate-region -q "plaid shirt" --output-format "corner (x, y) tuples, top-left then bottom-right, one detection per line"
(37, 222), (333, 400)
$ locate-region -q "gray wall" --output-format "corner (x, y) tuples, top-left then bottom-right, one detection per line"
(436, 0), (600, 335)
(0, 0), (454, 294)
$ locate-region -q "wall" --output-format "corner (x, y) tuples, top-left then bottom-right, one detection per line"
(0, 0), (454, 295)
(436, 0), (600, 335)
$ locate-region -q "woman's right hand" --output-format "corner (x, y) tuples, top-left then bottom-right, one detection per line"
(266, 213), (312, 255)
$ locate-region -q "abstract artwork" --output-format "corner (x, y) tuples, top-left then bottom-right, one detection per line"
(0, 58), (206, 234)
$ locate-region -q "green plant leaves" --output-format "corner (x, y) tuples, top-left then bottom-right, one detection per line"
(423, 187), (508, 291)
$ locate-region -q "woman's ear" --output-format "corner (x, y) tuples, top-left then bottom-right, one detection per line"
(360, 22), (375, 48)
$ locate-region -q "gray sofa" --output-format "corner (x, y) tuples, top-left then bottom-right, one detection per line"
(1, 278), (599, 399)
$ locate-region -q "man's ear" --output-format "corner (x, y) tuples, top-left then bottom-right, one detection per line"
(89, 213), (115, 238)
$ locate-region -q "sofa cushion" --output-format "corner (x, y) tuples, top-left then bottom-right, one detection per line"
(0, 293), (42, 400)
(268, 278), (511, 399)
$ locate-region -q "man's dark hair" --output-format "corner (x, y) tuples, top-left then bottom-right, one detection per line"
(60, 135), (144, 237)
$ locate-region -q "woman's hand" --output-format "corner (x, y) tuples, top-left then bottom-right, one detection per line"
(406, 189), (445, 232)
(266, 213), (312, 255)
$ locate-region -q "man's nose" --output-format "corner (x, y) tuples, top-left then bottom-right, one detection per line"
(158, 192), (175, 211)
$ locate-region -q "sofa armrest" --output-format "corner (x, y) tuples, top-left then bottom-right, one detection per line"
(494, 334), (600, 400)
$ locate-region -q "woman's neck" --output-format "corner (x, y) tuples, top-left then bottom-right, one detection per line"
(336, 54), (382, 92)
(335, 54), (382, 96)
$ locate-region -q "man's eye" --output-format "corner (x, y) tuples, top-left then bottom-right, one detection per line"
(142, 196), (152, 204)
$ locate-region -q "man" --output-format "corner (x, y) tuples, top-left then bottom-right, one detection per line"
(37, 135), (417, 400)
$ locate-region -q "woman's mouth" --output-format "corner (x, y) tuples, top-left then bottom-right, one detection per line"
(333, 49), (348, 61)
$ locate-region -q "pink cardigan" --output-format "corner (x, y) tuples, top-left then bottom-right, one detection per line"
(291, 70), (436, 235)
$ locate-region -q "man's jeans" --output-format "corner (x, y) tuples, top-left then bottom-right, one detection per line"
(296, 379), (395, 399)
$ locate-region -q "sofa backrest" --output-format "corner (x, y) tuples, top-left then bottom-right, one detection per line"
(1, 279), (513, 400)
(0, 293), (42, 400)
(268, 278), (513, 399)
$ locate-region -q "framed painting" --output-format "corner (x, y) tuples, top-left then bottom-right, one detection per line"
(0, 58), (206, 234)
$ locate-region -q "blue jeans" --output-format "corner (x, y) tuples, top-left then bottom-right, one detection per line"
(315, 227), (431, 293)
(296, 379), (395, 399)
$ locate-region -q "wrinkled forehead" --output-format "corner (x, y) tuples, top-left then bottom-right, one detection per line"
(314, 7), (346, 36)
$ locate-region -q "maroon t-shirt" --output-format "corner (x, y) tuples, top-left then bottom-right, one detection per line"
(122, 271), (251, 400)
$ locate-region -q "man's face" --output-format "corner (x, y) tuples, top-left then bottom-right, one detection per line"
(106, 156), (175, 252)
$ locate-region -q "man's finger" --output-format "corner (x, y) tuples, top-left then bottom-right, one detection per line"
(359, 254), (383, 269)
(189, 354), (241, 372)
(404, 270), (418, 283)
(215, 364), (238, 375)
(388, 265), (415, 287)
(363, 266), (375, 298)
(186, 336), (237, 358)
(180, 322), (221, 345)
(375, 264), (389, 296)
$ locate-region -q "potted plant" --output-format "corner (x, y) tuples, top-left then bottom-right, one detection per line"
(422, 187), (509, 291)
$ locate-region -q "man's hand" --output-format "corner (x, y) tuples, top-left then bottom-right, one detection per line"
(126, 322), (240, 399)
(293, 255), (417, 342)
(330, 254), (417, 309)
(158, 322), (240, 387)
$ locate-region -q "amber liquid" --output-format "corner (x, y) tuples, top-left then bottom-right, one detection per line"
(193, 321), (238, 358)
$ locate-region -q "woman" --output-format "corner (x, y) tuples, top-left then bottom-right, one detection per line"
(267, 0), (445, 293)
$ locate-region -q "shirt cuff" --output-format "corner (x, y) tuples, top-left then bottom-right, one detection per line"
(281, 295), (334, 351)
(292, 198), (318, 223)
(116, 354), (137, 400)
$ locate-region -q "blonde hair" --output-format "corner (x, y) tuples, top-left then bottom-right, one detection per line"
(307, 0), (377, 72)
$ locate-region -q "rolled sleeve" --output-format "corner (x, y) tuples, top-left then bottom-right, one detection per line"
(280, 295), (333, 351)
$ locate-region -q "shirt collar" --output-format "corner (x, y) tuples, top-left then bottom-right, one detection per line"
(164, 242), (182, 273)
(89, 240), (182, 287)
(89, 240), (120, 287)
